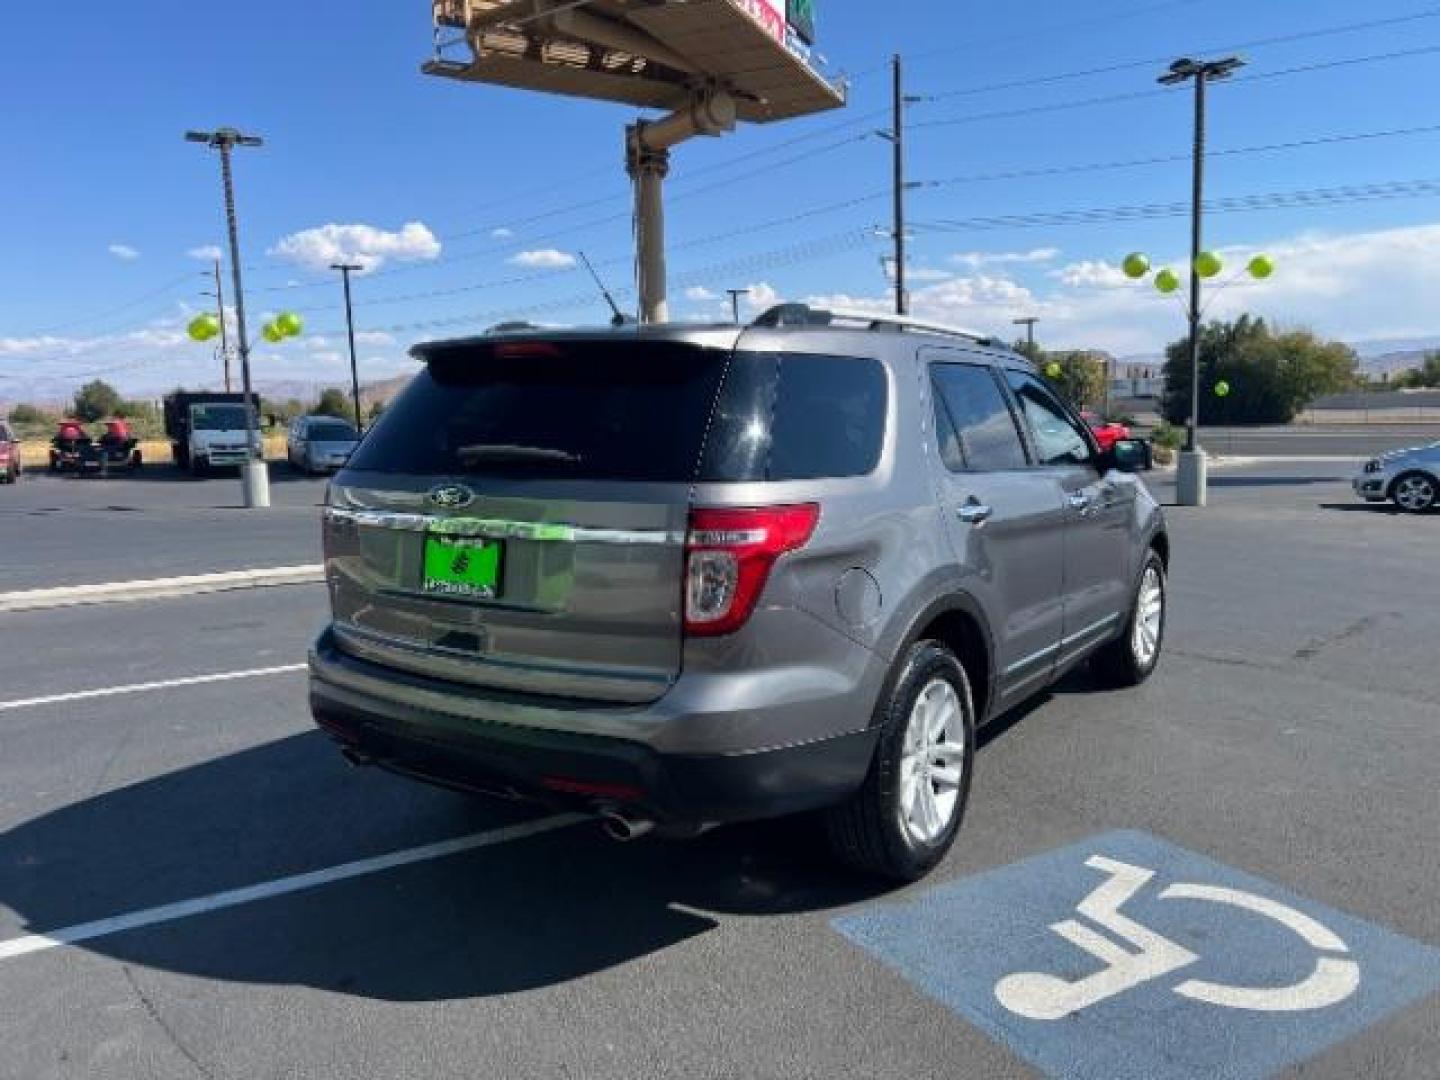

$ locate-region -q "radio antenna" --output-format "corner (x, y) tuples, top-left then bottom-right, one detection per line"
(578, 251), (629, 327)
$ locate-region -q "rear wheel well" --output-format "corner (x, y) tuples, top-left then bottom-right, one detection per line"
(915, 609), (992, 724)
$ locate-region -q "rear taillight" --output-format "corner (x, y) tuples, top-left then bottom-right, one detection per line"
(684, 504), (819, 637)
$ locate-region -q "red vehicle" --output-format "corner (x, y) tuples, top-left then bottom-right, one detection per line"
(0, 420), (21, 484)
(1082, 411), (1132, 452)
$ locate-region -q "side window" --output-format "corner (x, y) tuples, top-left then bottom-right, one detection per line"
(931, 363), (1029, 471)
(699, 353), (887, 481)
(1004, 371), (1094, 467)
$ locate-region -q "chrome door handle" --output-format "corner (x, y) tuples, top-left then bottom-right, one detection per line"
(957, 502), (993, 525)
(1067, 492), (1093, 512)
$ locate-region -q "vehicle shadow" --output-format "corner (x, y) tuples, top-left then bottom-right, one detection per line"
(0, 731), (888, 1002)
(1316, 502), (1416, 516)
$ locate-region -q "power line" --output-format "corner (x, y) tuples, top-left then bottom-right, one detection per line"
(920, 8), (1440, 102)
(921, 121), (1440, 189)
(913, 177), (1440, 233)
(8, 272), (195, 338)
(914, 42), (1440, 130)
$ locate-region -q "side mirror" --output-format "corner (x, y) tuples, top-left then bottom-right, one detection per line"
(1108, 438), (1152, 474)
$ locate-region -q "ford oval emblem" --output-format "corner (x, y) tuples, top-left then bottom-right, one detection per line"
(428, 483), (475, 510)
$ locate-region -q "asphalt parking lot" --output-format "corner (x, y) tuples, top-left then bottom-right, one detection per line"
(1, 458), (1437, 1079)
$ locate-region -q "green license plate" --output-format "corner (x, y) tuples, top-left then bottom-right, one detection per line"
(422, 534), (503, 599)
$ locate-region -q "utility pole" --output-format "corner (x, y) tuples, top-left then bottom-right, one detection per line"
(186, 127), (267, 508)
(725, 288), (749, 323)
(331, 263), (365, 432)
(1158, 56), (1245, 507)
(1013, 316), (1039, 359)
(891, 54), (907, 315)
(210, 259), (231, 392)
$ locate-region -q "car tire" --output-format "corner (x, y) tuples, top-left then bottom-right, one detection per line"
(1092, 550), (1167, 688)
(824, 641), (976, 882)
(190, 457), (208, 479)
(1390, 471), (1438, 514)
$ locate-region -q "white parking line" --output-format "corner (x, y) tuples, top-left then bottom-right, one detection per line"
(0, 664), (308, 712)
(0, 814), (583, 963)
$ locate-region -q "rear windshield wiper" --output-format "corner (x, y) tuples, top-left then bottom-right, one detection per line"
(455, 443), (582, 467)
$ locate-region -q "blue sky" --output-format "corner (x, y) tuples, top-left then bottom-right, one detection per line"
(3, 0), (1439, 397)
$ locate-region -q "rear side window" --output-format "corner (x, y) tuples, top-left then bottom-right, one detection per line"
(931, 363), (1029, 471)
(699, 353), (886, 481)
(346, 341), (730, 481)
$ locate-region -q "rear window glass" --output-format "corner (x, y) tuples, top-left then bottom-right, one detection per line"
(308, 422), (358, 441)
(699, 353), (886, 481)
(345, 341), (730, 481)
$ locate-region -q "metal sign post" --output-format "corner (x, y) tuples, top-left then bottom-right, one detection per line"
(424, 0), (845, 325)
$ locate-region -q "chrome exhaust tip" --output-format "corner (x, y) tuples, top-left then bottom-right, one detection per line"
(599, 809), (655, 842)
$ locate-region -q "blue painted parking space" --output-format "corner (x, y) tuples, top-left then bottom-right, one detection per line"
(834, 831), (1440, 1080)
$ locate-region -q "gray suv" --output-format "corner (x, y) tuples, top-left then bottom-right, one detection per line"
(309, 305), (1168, 880)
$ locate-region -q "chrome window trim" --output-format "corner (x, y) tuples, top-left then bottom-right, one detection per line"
(324, 507), (682, 545)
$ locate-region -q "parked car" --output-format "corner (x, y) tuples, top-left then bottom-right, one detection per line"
(288, 416), (360, 474)
(0, 421), (21, 484)
(308, 306), (1168, 881)
(1353, 441), (1440, 513)
(1081, 410), (1132, 452)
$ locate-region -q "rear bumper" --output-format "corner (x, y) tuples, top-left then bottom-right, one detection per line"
(308, 628), (879, 825)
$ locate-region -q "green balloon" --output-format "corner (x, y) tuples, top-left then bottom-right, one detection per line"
(188, 314), (220, 342)
(1155, 268), (1181, 294)
(1248, 254), (1275, 280)
(1195, 251), (1223, 279)
(1215, 380), (1232, 398)
(276, 311), (304, 337)
(1122, 252), (1151, 280)
(262, 322), (285, 344)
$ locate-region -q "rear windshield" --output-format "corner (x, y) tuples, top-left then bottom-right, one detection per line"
(348, 341), (889, 483)
(308, 421), (358, 441)
(346, 341), (731, 481)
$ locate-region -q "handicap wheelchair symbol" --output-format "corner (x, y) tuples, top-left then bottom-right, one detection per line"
(995, 855), (1361, 1021)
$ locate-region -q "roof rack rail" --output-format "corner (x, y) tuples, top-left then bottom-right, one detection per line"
(751, 303), (998, 346)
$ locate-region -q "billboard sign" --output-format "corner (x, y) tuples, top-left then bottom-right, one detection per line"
(736, 0), (786, 42)
(788, 0), (817, 44)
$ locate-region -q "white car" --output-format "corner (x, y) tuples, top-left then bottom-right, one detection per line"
(287, 417), (360, 475)
(1353, 441), (1440, 513)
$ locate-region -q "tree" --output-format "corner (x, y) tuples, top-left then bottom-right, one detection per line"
(1161, 315), (1357, 425)
(367, 399), (386, 422)
(72, 379), (123, 422)
(311, 387), (352, 419)
(7, 403), (50, 425)
(1043, 351), (1108, 412)
(1395, 352), (1440, 389)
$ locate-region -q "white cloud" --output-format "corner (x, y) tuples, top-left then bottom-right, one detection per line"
(949, 247), (1060, 269)
(491, 227), (514, 239)
(684, 286), (719, 302)
(743, 282), (782, 311)
(507, 249), (577, 270)
(270, 221), (441, 273)
(187, 245), (224, 262)
(1051, 260), (1130, 289)
(355, 330), (396, 346)
(805, 221), (1440, 357)
(906, 267), (954, 283)
(108, 244), (140, 261)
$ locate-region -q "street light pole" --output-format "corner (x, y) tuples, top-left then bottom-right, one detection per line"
(1013, 316), (1039, 359)
(186, 127), (267, 508)
(891, 53), (907, 316)
(725, 288), (748, 323)
(332, 263), (365, 432)
(1158, 56), (1244, 506)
